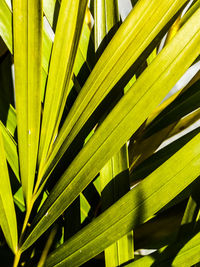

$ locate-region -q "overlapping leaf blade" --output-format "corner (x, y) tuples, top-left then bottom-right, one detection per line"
(100, 145), (134, 266)
(43, 0), (60, 29)
(45, 130), (200, 266)
(41, 0), (188, 184)
(1, 1), (200, 266)
(95, 0), (134, 264)
(21, 6), (200, 252)
(37, 0), (88, 174)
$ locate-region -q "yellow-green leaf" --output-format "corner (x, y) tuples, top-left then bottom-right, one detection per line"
(38, 0), (88, 177)
(13, 0), (43, 205)
(0, 129), (18, 254)
(45, 130), (200, 267)
(21, 6), (200, 252)
(41, 0), (188, 184)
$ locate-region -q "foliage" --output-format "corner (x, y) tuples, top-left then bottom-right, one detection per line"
(0, 0), (200, 266)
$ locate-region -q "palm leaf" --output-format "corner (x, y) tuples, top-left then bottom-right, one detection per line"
(95, 0), (134, 264)
(1, 1), (200, 266)
(37, 0), (88, 174)
(0, 129), (18, 254)
(21, 6), (200, 251)
(0, 121), (19, 181)
(40, 0), (188, 184)
(45, 129), (200, 266)
(13, 0), (42, 206)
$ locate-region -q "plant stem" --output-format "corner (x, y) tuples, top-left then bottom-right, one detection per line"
(14, 166), (48, 266)
(13, 249), (21, 267)
(13, 198), (35, 266)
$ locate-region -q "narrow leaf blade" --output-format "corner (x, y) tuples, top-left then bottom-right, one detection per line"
(45, 131), (200, 266)
(21, 6), (200, 251)
(42, 0), (188, 183)
(13, 0), (43, 205)
(0, 129), (18, 253)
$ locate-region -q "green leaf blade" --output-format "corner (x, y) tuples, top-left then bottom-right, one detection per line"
(13, 0), (29, 203)
(43, 0), (189, 184)
(27, 0), (43, 205)
(45, 131), (200, 267)
(0, 0), (12, 52)
(38, 0), (88, 175)
(100, 145), (134, 266)
(95, 0), (134, 264)
(21, 6), (200, 252)
(0, 130), (18, 254)
(0, 121), (19, 181)
(13, 0), (43, 205)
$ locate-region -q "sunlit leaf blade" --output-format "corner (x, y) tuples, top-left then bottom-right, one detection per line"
(73, 21), (94, 78)
(13, 0), (28, 200)
(0, 129), (18, 254)
(14, 187), (25, 213)
(27, 0), (43, 205)
(0, 0), (12, 52)
(13, 0), (43, 205)
(45, 132), (200, 267)
(100, 145), (134, 266)
(0, 0), (50, 103)
(94, 0), (119, 53)
(42, 26), (52, 75)
(0, 121), (19, 181)
(94, 0), (106, 50)
(105, 0), (120, 33)
(38, 0), (88, 175)
(43, 0), (94, 93)
(0, 0), (93, 102)
(43, 0), (60, 29)
(95, 0), (134, 263)
(21, 7), (200, 252)
(42, 0), (188, 183)
(128, 72), (200, 168)
(5, 105), (16, 138)
(181, 0), (200, 27)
